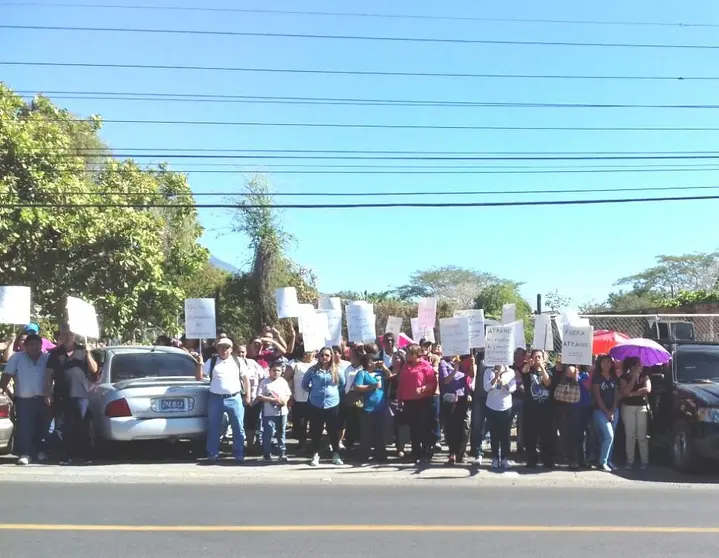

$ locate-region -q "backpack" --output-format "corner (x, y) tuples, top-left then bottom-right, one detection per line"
(209, 354), (246, 396)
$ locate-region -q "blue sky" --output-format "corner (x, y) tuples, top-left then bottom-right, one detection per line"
(3, 0), (719, 308)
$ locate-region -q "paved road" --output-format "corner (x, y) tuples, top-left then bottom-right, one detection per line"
(2, 483), (718, 557)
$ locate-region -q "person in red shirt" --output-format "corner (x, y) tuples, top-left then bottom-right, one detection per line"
(397, 344), (438, 464)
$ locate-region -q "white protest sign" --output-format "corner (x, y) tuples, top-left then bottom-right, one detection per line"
(67, 296), (101, 339)
(455, 309), (485, 348)
(561, 324), (594, 366)
(557, 309), (583, 341)
(302, 312), (328, 352)
(184, 298), (216, 339)
(417, 297), (437, 329)
(507, 319), (526, 350)
(346, 303), (376, 343)
(275, 287), (300, 319)
(532, 314), (554, 351)
(410, 317), (435, 343)
(484, 325), (515, 367)
(385, 316), (403, 335)
(439, 317), (471, 356)
(297, 303), (316, 334)
(322, 309), (343, 346)
(318, 296), (341, 311)
(502, 303), (516, 325)
(0, 286), (31, 325)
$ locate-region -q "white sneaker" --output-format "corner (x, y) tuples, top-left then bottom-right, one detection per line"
(491, 458), (499, 469)
(332, 453), (344, 466)
(472, 455), (483, 466)
(17, 456), (30, 466)
(310, 453), (320, 467)
(36, 452), (48, 463)
(601, 464), (612, 472)
(501, 458), (510, 470)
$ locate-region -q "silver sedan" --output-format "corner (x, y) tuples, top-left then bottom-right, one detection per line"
(0, 392), (13, 455)
(88, 346), (209, 454)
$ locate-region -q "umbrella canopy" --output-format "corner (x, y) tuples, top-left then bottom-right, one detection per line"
(609, 338), (671, 366)
(593, 329), (630, 355)
(397, 332), (414, 349)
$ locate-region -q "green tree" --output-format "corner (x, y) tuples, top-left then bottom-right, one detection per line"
(616, 252), (719, 297)
(0, 85), (207, 338)
(544, 289), (572, 312)
(474, 283), (533, 321)
(395, 265), (502, 309)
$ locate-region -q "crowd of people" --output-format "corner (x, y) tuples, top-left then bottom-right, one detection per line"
(0, 323), (654, 472)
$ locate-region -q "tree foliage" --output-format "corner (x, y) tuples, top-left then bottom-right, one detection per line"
(0, 85), (208, 338)
(616, 252), (719, 297)
(543, 289), (572, 312)
(473, 283), (532, 320)
(394, 265), (503, 309)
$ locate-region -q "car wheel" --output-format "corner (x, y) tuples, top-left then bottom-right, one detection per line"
(671, 420), (702, 473)
(88, 415), (115, 461)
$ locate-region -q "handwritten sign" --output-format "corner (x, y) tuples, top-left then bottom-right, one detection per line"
(302, 312), (328, 352)
(561, 325), (593, 366)
(275, 287), (300, 319)
(320, 309), (343, 347)
(385, 316), (403, 335)
(67, 296), (101, 339)
(454, 309), (486, 348)
(417, 297), (437, 329)
(318, 296), (341, 311)
(532, 314), (554, 351)
(502, 303), (516, 325)
(411, 317), (435, 343)
(484, 325), (515, 367)
(506, 319), (526, 350)
(297, 303), (316, 334)
(0, 286), (31, 325)
(183, 298), (215, 339)
(346, 302), (376, 343)
(439, 317), (471, 356)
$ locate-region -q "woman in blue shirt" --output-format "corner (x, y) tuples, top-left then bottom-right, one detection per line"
(353, 354), (388, 464)
(302, 346), (345, 467)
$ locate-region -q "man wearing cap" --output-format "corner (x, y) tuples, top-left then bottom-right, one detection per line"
(0, 334), (51, 465)
(194, 337), (251, 462)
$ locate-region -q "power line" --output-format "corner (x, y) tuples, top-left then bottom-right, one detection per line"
(16, 118), (719, 132)
(64, 149), (719, 156)
(3, 61), (711, 81)
(5, 194), (719, 209)
(38, 152), (719, 161)
(5, 24), (719, 50)
(45, 166), (719, 175)
(5, 184), (719, 197)
(3, 2), (716, 28)
(18, 90), (719, 110)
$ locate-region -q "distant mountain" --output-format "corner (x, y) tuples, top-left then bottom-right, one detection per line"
(209, 255), (240, 274)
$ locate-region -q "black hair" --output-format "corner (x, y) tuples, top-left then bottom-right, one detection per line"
(24, 333), (42, 345)
(359, 353), (374, 369)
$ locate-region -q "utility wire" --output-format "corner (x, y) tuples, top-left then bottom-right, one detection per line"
(5, 184), (719, 197)
(17, 90), (719, 110)
(5, 194), (719, 209)
(5, 24), (719, 50)
(3, 61), (711, 81)
(2, 2), (716, 28)
(61, 149), (719, 156)
(14, 118), (719, 132)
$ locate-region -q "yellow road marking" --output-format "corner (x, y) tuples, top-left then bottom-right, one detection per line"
(0, 524), (717, 533)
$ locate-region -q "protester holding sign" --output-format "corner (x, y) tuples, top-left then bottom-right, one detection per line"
(439, 355), (474, 465)
(521, 349), (556, 469)
(483, 364), (517, 470)
(46, 324), (99, 464)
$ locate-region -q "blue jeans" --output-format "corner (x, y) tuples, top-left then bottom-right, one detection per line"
(15, 397), (49, 459)
(471, 396), (489, 457)
(207, 393), (245, 460)
(262, 415), (287, 458)
(430, 394), (441, 443)
(592, 408), (620, 467)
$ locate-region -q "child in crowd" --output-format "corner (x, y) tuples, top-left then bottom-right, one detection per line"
(255, 360), (292, 462)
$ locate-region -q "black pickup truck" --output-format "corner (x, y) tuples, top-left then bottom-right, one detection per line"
(649, 343), (719, 472)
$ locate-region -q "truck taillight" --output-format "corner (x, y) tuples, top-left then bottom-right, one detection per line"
(105, 398), (132, 418)
(0, 404), (9, 419)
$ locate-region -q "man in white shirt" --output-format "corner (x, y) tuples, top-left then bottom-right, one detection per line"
(0, 334), (51, 465)
(194, 337), (250, 462)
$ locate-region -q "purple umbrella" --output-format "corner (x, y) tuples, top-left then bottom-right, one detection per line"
(608, 338), (671, 366)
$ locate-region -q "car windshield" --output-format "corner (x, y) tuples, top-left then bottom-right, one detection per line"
(109, 352), (196, 382)
(675, 350), (719, 383)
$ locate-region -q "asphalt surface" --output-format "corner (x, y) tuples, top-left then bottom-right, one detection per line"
(2, 483), (718, 557)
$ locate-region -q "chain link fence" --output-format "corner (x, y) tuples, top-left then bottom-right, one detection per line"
(529, 313), (719, 353)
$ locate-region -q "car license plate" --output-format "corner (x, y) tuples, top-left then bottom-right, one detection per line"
(160, 398), (186, 412)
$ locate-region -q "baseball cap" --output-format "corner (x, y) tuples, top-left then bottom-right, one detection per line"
(23, 323), (40, 335)
(216, 337), (233, 348)
(419, 338), (432, 347)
